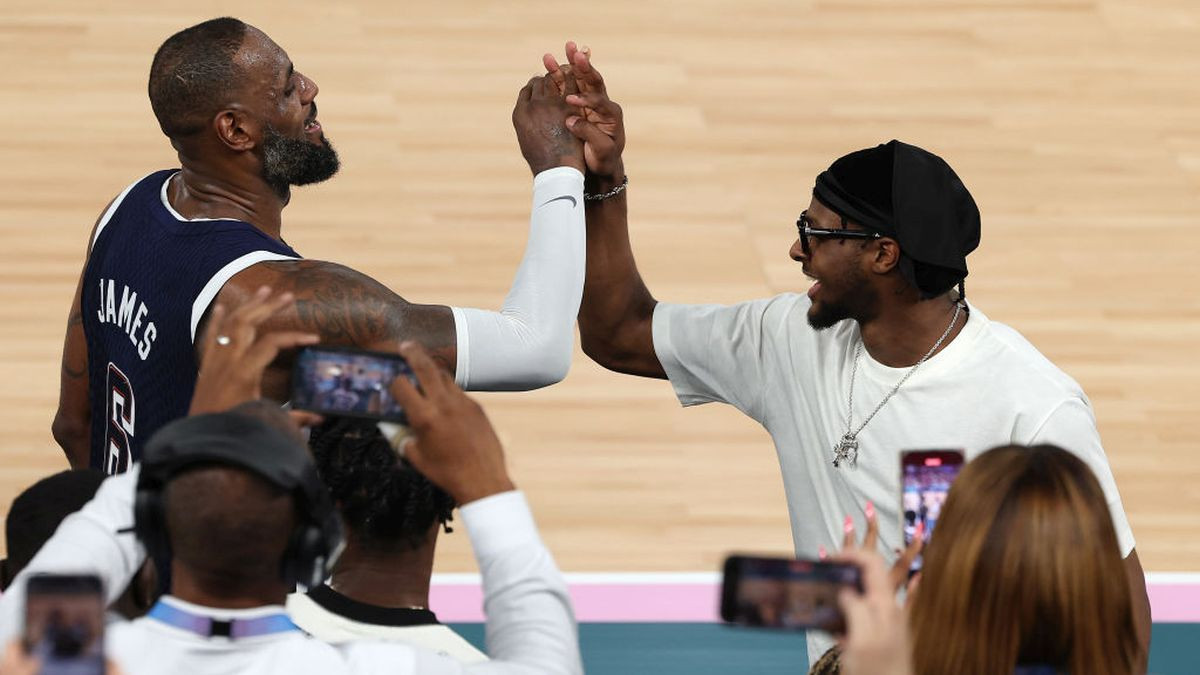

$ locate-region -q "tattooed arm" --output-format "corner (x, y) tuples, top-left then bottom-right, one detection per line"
(200, 73), (585, 398)
(204, 260), (456, 402)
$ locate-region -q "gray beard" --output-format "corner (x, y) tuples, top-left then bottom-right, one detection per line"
(261, 125), (340, 200)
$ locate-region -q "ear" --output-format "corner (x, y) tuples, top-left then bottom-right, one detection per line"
(133, 558), (161, 611)
(212, 108), (260, 152)
(869, 236), (902, 275)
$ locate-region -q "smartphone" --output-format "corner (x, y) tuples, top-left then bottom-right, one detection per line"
(291, 346), (416, 423)
(24, 574), (105, 675)
(900, 449), (965, 572)
(720, 555), (862, 633)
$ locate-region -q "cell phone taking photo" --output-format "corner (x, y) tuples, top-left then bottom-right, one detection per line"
(24, 574), (105, 675)
(901, 449), (965, 573)
(720, 555), (862, 633)
(292, 346), (416, 424)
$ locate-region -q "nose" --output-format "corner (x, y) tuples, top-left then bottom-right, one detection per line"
(789, 238), (807, 262)
(298, 72), (319, 103)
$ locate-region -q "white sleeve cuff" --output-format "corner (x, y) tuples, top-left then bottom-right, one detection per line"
(460, 490), (540, 559)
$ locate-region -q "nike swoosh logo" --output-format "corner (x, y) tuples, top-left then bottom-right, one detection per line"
(540, 194), (577, 209)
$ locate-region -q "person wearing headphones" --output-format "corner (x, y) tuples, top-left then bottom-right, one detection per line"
(0, 289), (582, 674)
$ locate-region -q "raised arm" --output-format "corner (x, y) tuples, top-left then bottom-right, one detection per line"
(200, 73), (588, 396)
(549, 45), (665, 379)
(390, 342), (581, 675)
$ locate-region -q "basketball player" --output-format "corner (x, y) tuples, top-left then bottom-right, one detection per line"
(547, 46), (1150, 668)
(54, 18), (588, 472)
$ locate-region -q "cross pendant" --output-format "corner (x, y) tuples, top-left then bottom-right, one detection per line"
(833, 434), (858, 468)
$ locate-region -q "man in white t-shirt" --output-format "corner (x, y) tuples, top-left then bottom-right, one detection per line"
(549, 47), (1149, 669)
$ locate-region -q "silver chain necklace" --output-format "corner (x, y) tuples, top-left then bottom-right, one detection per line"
(832, 302), (963, 468)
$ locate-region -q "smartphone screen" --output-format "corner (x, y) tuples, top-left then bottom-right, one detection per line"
(901, 449), (965, 572)
(720, 555), (862, 633)
(292, 347), (416, 423)
(24, 574), (105, 675)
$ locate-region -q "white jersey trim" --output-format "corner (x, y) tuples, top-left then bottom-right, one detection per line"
(159, 171), (243, 223)
(91, 171), (158, 251)
(190, 251), (301, 342)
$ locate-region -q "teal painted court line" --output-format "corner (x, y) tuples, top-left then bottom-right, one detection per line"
(448, 622), (1199, 674)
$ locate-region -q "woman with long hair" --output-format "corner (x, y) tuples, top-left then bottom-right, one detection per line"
(837, 444), (1139, 675)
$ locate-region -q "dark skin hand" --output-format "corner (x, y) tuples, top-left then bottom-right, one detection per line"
(207, 262), (457, 403)
(188, 285), (321, 417)
(542, 45), (660, 378)
(389, 341), (516, 506)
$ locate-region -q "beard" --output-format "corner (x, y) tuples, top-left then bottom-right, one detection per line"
(806, 266), (879, 330)
(261, 124), (340, 200)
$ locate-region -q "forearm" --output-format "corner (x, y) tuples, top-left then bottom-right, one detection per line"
(578, 168), (662, 377)
(451, 167), (586, 391)
(462, 491), (581, 675)
(0, 468), (145, 643)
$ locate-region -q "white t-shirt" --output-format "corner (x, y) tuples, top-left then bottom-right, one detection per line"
(653, 294), (1133, 664)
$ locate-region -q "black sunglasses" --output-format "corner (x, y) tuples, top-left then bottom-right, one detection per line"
(795, 211), (882, 256)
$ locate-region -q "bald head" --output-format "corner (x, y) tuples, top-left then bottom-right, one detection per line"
(164, 464), (296, 590)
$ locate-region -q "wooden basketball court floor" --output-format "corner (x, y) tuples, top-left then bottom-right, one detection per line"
(1, 0), (1198, 594)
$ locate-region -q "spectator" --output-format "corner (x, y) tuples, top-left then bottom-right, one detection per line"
(288, 418), (485, 663)
(0, 290), (582, 674)
(835, 444), (1138, 675)
(1, 469), (157, 622)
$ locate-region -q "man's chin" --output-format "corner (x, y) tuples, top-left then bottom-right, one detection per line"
(806, 302), (845, 330)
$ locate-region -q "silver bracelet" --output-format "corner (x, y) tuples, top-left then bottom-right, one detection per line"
(584, 175), (628, 201)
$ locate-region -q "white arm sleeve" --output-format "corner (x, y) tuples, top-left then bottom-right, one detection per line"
(458, 491), (582, 675)
(0, 467), (146, 644)
(451, 167), (585, 391)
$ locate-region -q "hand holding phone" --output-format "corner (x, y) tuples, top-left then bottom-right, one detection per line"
(720, 555), (862, 633)
(386, 341), (516, 505)
(23, 574), (105, 675)
(900, 449), (965, 573)
(292, 347), (416, 424)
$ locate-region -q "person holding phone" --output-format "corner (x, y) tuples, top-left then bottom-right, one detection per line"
(285, 417), (486, 664)
(830, 444), (1139, 675)
(550, 44), (1149, 668)
(3, 290), (583, 674)
(54, 17), (590, 474)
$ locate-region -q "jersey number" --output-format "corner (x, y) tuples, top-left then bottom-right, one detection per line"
(104, 363), (135, 475)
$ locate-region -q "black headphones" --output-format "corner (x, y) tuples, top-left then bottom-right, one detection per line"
(134, 411), (344, 589)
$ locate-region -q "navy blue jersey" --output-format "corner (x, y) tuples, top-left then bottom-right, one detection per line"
(82, 170), (301, 473)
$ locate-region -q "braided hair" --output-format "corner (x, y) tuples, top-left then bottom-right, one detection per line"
(308, 417), (455, 552)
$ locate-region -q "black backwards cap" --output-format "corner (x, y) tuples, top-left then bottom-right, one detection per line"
(135, 409), (344, 588)
(813, 140), (981, 299)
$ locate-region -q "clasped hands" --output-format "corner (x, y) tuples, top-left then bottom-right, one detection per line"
(512, 42), (625, 186)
